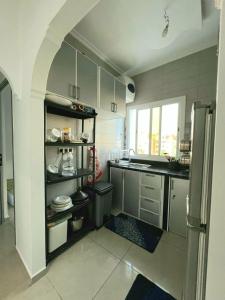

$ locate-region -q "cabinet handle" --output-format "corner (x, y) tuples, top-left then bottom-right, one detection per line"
(145, 186), (154, 190)
(76, 86), (80, 100)
(145, 174), (155, 177)
(111, 102), (118, 113)
(171, 179), (174, 190)
(111, 102), (115, 112)
(143, 198), (154, 203)
(69, 84), (74, 98)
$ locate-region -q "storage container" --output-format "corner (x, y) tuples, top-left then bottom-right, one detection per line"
(48, 220), (68, 253)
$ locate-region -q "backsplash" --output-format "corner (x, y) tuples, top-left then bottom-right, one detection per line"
(95, 117), (125, 180)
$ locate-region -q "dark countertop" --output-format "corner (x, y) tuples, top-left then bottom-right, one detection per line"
(109, 161), (189, 180)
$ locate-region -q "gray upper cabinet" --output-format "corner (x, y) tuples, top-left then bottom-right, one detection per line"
(77, 52), (97, 108)
(100, 68), (115, 112)
(169, 178), (190, 237)
(124, 170), (139, 217)
(110, 167), (124, 211)
(115, 79), (126, 116)
(47, 42), (76, 99)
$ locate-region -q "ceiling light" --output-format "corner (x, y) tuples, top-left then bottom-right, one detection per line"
(162, 10), (170, 38)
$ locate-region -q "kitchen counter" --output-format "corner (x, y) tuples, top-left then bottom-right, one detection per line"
(109, 160), (189, 180)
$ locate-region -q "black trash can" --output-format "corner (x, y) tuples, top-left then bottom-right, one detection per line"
(94, 181), (113, 227)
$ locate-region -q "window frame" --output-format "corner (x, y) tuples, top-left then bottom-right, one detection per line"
(126, 96), (186, 161)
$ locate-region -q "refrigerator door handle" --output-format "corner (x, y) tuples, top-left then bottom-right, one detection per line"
(187, 215), (207, 233)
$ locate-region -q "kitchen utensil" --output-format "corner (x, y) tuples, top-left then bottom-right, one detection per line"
(46, 93), (72, 106)
(47, 128), (61, 142)
(70, 217), (84, 232)
(47, 152), (63, 174)
(80, 132), (89, 143)
(72, 188), (88, 203)
(62, 128), (72, 143)
(179, 140), (191, 152)
(51, 195), (73, 212)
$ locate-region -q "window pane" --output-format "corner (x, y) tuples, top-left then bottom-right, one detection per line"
(151, 107), (160, 155)
(137, 109), (150, 155)
(161, 103), (179, 157)
(128, 109), (136, 150)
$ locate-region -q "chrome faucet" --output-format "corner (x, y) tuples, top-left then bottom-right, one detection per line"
(128, 148), (135, 163)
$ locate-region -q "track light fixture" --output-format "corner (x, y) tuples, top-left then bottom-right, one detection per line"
(162, 10), (170, 38)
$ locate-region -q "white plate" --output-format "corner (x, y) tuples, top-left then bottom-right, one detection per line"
(46, 93), (72, 106)
(51, 203), (73, 212)
(53, 195), (72, 205)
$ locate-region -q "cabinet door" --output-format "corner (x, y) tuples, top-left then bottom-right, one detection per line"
(47, 42), (76, 99)
(124, 170), (139, 217)
(110, 167), (124, 211)
(169, 178), (190, 237)
(115, 80), (126, 116)
(100, 68), (115, 112)
(77, 52), (97, 108)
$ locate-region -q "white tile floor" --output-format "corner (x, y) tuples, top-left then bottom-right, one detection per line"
(5, 227), (187, 300)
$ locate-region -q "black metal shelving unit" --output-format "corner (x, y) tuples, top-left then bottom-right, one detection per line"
(44, 100), (97, 263)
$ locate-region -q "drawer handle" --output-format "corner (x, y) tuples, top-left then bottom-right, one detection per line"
(145, 186), (155, 190)
(145, 174), (155, 177)
(143, 198), (154, 203)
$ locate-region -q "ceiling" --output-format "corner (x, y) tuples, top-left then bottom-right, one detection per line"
(72, 0), (220, 77)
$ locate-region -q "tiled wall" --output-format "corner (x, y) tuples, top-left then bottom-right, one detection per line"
(129, 46), (218, 138)
(86, 116), (124, 181)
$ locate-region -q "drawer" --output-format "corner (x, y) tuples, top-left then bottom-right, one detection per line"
(140, 209), (160, 228)
(141, 173), (162, 188)
(141, 185), (161, 201)
(140, 197), (161, 214)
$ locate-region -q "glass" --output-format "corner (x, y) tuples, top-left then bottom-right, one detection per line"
(160, 103), (179, 157)
(137, 109), (150, 155)
(151, 107), (160, 155)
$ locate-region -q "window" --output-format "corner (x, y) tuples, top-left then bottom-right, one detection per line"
(127, 96), (185, 158)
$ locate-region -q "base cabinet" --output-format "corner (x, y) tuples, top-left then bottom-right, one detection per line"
(124, 170), (139, 217)
(139, 173), (164, 229)
(110, 167), (124, 211)
(169, 178), (190, 237)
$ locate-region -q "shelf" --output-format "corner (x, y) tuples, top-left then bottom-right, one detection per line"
(45, 142), (95, 147)
(47, 221), (95, 263)
(46, 169), (94, 184)
(45, 100), (97, 119)
(47, 198), (90, 223)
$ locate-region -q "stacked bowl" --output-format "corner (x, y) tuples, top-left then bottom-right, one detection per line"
(51, 195), (73, 212)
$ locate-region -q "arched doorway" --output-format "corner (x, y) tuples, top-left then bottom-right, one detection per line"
(0, 70), (29, 299)
(0, 75), (14, 226)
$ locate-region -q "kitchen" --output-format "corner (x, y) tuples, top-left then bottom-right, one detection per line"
(42, 1), (219, 300)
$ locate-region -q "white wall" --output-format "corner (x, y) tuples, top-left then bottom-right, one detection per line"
(0, 1), (21, 96)
(206, 1), (225, 298)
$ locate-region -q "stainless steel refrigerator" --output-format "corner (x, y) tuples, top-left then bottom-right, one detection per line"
(183, 102), (216, 300)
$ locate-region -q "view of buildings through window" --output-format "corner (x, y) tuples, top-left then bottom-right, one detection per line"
(128, 102), (180, 157)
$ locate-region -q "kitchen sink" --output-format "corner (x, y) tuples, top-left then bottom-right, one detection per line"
(116, 161), (151, 168)
(129, 162), (151, 168)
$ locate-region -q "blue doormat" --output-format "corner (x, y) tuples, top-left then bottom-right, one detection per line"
(126, 274), (176, 300)
(105, 213), (163, 253)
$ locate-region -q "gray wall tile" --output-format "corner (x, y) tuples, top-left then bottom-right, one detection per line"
(129, 46), (218, 138)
